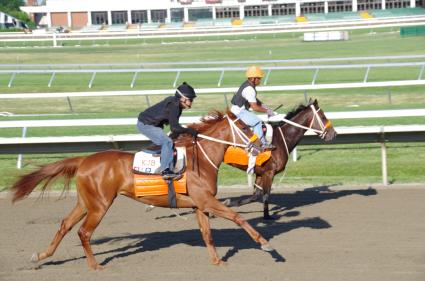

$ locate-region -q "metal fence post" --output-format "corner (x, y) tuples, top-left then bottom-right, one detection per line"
(66, 96), (74, 113)
(263, 69), (272, 85)
(8, 73), (16, 88)
(381, 142), (388, 186)
(131, 71), (139, 88)
(292, 147), (298, 162)
(88, 72), (96, 88)
(17, 127), (27, 169)
(173, 71), (181, 87)
(363, 66), (371, 83)
(218, 70), (225, 87)
(48, 72), (56, 88)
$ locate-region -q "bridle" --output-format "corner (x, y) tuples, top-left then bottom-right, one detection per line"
(193, 115), (260, 170)
(277, 104), (332, 156)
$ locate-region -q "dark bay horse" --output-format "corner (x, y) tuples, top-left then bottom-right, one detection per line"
(224, 99), (337, 219)
(10, 110), (272, 270)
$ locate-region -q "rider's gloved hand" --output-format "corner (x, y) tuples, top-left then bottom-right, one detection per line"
(187, 128), (198, 138)
(267, 109), (278, 118)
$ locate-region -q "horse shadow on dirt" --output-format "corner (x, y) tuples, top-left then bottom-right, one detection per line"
(221, 185), (378, 218)
(40, 215), (329, 268)
(40, 186), (377, 268)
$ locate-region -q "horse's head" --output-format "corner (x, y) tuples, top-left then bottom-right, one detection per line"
(307, 99), (337, 141)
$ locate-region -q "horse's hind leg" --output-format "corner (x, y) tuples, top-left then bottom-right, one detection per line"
(77, 204), (111, 270)
(32, 200), (86, 262)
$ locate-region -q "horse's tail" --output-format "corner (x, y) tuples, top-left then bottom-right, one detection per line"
(11, 156), (86, 203)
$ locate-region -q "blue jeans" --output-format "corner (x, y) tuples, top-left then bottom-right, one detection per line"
(235, 109), (266, 145)
(137, 121), (174, 172)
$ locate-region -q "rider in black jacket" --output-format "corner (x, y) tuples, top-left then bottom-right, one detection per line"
(137, 82), (197, 180)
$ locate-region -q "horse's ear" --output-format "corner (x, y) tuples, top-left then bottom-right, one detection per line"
(308, 98), (313, 105)
(314, 99), (318, 105)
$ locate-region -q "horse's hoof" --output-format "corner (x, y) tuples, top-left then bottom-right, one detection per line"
(30, 252), (39, 263)
(261, 243), (274, 252)
(145, 205), (155, 212)
(222, 199), (231, 206)
(89, 264), (104, 271)
(213, 259), (227, 266)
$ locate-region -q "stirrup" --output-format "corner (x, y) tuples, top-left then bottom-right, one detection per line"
(261, 143), (276, 150)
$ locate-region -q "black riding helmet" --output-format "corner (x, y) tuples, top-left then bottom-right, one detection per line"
(175, 82), (197, 100)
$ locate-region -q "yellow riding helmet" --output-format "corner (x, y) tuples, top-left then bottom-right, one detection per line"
(246, 65), (265, 78)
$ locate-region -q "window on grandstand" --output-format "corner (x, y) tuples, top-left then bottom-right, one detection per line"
(111, 11), (127, 24)
(417, 0), (424, 7)
(300, 2), (325, 14)
(328, 1), (353, 12)
(385, 0), (410, 8)
(171, 8), (184, 22)
(357, 0), (382, 10)
(215, 7), (240, 18)
(272, 4), (296, 15)
(188, 8), (213, 21)
(131, 11), (148, 23)
(244, 5), (269, 17)
(91, 12), (108, 25)
(151, 9), (167, 23)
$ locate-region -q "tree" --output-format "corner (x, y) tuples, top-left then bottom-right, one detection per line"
(0, 0), (35, 29)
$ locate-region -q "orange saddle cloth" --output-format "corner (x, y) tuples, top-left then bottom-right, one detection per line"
(134, 173), (187, 197)
(224, 146), (272, 166)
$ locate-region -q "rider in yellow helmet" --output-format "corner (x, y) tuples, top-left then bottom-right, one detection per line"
(230, 66), (277, 150)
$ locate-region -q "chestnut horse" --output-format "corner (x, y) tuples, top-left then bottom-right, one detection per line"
(224, 99), (337, 219)
(10, 110), (272, 270)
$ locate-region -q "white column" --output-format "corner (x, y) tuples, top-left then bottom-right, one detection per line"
(166, 8), (171, 23)
(127, 10), (132, 24)
(67, 11), (71, 28)
(212, 6), (217, 20)
(47, 12), (52, 28)
(295, 2), (301, 17)
(324, 1), (329, 13)
(239, 5), (245, 19)
(87, 11), (92, 26)
(410, 0), (416, 7)
(382, 0), (386, 9)
(147, 10), (152, 23)
(353, 0), (358, 12)
(107, 10), (112, 25)
(268, 4), (272, 16)
(183, 7), (189, 22)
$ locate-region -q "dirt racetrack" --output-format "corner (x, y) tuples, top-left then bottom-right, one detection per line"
(1, 185), (424, 281)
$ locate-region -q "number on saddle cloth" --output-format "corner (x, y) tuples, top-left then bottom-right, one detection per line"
(132, 146), (187, 175)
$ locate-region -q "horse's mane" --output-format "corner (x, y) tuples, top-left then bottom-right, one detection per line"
(173, 109), (234, 146)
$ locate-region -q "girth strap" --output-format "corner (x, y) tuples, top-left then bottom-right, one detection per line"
(167, 180), (177, 208)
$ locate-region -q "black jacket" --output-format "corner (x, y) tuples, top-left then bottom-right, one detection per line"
(138, 96), (196, 136)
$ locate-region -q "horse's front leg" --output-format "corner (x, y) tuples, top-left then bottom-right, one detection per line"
(261, 172), (275, 220)
(198, 195), (274, 254)
(195, 209), (224, 265)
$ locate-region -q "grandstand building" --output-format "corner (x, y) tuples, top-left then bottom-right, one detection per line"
(21, 0), (425, 29)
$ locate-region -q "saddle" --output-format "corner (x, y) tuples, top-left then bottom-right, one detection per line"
(224, 122), (273, 167)
(133, 145), (187, 198)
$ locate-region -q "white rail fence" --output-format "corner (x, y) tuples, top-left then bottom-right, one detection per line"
(1, 61), (424, 89)
(1, 109), (425, 185)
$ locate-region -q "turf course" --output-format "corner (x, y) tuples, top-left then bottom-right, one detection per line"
(0, 26), (424, 190)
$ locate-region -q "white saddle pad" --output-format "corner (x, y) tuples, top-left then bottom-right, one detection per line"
(133, 147), (186, 174)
